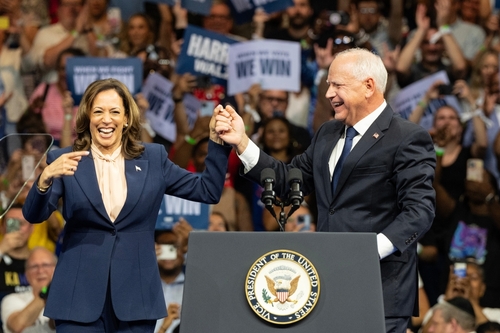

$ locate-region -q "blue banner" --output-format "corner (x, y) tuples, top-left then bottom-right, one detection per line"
(66, 57), (143, 104)
(181, 0), (212, 16)
(175, 25), (239, 86)
(155, 194), (210, 230)
(227, 0), (293, 25)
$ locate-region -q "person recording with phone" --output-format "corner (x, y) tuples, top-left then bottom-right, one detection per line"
(21, 78), (231, 332)
(154, 230), (186, 333)
(433, 159), (500, 310)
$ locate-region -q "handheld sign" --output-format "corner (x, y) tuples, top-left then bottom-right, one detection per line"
(176, 25), (239, 86)
(66, 57), (142, 104)
(227, 39), (300, 95)
(156, 194), (210, 230)
(227, 0), (294, 25)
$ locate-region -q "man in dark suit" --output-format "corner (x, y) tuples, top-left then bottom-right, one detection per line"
(215, 48), (436, 333)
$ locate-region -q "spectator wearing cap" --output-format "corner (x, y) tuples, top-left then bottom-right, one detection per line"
(427, 296), (477, 333)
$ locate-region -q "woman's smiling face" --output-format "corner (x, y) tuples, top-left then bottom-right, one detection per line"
(89, 89), (128, 154)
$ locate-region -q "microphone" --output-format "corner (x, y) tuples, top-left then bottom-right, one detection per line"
(260, 168), (276, 209)
(287, 168), (303, 209)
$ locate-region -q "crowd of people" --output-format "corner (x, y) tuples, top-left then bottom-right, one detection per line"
(1, 0), (500, 332)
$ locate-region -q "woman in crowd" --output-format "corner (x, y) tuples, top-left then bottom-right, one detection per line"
(21, 78), (231, 332)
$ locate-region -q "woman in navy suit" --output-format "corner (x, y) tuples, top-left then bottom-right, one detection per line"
(22, 78), (232, 332)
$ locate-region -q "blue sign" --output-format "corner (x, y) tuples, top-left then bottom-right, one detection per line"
(66, 57), (143, 104)
(155, 194), (210, 230)
(227, 0), (293, 25)
(175, 25), (239, 86)
(181, 0), (212, 16)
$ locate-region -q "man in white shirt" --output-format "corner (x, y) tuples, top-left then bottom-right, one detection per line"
(1, 247), (56, 333)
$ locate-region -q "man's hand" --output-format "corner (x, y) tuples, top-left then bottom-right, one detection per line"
(215, 105), (249, 154)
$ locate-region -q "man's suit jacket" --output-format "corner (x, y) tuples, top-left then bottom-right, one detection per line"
(23, 141), (231, 323)
(246, 106), (436, 317)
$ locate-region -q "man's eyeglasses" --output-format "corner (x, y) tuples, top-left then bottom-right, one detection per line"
(261, 96), (287, 104)
(359, 8), (377, 15)
(27, 263), (55, 272)
(333, 36), (355, 47)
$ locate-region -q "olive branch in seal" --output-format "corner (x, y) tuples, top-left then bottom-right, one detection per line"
(262, 289), (273, 307)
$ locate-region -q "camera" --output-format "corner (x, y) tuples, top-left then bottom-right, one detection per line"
(438, 84), (454, 96)
(6, 218), (21, 233)
(327, 11), (350, 26)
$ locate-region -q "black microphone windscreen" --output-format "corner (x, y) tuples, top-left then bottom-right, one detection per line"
(261, 168), (276, 186)
(287, 168), (302, 184)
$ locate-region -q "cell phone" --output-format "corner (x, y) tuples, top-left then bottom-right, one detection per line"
(22, 155), (36, 181)
(438, 84), (454, 96)
(107, 7), (122, 34)
(6, 218), (21, 233)
(466, 158), (484, 182)
(297, 214), (311, 232)
(454, 262), (467, 278)
(200, 100), (216, 117)
(157, 244), (177, 260)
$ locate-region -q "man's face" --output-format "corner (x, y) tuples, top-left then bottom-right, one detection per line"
(286, 0), (313, 29)
(88, 0), (108, 19)
(427, 309), (453, 333)
(358, 1), (380, 33)
(25, 249), (56, 293)
(58, 0), (83, 26)
(325, 55), (369, 126)
(203, 3), (233, 35)
(258, 90), (288, 120)
(421, 29), (445, 64)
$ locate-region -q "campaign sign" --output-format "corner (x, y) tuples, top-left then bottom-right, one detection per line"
(155, 194), (210, 230)
(147, 0), (175, 5)
(228, 0), (294, 25)
(181, 0), (213, 16)
(142, 73), (176, 143)
(227, 39), (300, 95)
(176, 25), (239, 86)
(66, 57), (142, 104)
(392, 70), (463, 130)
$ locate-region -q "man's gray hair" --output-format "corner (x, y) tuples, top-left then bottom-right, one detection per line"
(333, 48), (388, 93)
(433, 302), (476, 331)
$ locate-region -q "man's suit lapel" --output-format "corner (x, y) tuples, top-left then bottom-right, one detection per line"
(114, 159), (149, 224)
(333, 107), (393, 199)
(74, 152), (110, 222)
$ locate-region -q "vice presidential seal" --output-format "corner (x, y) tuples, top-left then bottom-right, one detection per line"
(245, 249), (320, 324)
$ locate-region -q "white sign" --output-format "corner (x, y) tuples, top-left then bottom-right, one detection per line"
(143, 73), (176, 142)
(392, 71), (462, 130)
(227, 39), (300, 95)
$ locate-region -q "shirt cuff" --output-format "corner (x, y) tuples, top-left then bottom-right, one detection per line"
(377, 233), (396, 259)
(238, 139), (260, 173)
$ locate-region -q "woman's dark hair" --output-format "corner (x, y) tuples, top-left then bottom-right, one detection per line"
(73, 78), (144, 159)
(56, 47), (85, 70)
(260, 116), (297, 160)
